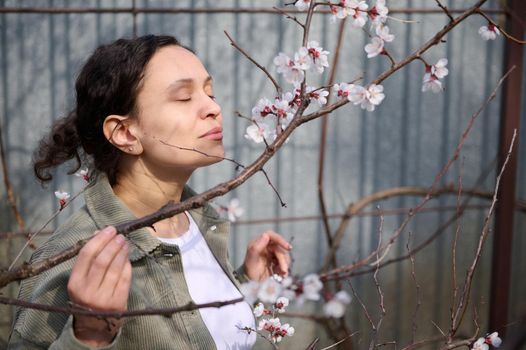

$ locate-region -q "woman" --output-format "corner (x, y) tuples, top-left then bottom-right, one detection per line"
(8, 34), (291, 349)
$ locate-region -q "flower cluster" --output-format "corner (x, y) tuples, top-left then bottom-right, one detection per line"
(478, 23), (500, 41)
(328, 0), (389, 27)
(422, 58), (449, 93)
(274, 41), (329, 87)
(241, 273), (352, 326)
(365, 24), (395, 58)
(472, 332), (502, 350)
(244, 84), (329, 143)
(257, 317), (295, 343)
(333, 82), (385, 111)
(242, 275), (296, 344)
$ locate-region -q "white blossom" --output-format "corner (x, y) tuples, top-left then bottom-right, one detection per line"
(74, 168), (89, 182)
(365, 84), (385, 111)
(294, 0), (311, 11)
(253, 302), (265, 318)
(478, 24), (500, 41)
(422, 73), (443, 93)
(472, 338), (489, 350)
(251, 97), (274, 119)
(274, 296), (289, 313)
(280, 323), (295, 337)
(273, 95), (295, 128)
(486, 332), (502, 347)
(274, 52), (305, 86)
(350, 0), (369, 28)
(302, 273), (323, 301)
(349, 84), (385, 111)
(258, 277), (282, 303)
(431, 58), (449, 79)
(306, 41), (330, 74)
(245, 123), (274, 144)
(306, 86), (329, 107)
(54, 190), (70, 208)
(370, 0), (389, 26)
(333, 82), (354, 99)
(365, 36), (385, 58)
(330, 3), (353, 22)
(258, 317), (281, 331)
(294, 47), (311, 71)
(54, 190), (70, 201)
(323, 290), (352, 318)
(225, 198), (244, 222)
(375, 24), (395, 42)
(347, 84), (368, 106)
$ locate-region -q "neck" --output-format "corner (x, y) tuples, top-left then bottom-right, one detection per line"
(112, 157), (193, 238)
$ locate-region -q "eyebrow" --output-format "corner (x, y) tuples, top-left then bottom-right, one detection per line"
(166, 76), (213, 94)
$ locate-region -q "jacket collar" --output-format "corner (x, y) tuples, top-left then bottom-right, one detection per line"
(84, 173), (231, 264)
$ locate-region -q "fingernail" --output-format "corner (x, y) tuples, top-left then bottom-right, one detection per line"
(115, 234), (125, 244)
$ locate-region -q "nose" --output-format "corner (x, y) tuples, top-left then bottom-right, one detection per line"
(201, 93), (221, 120)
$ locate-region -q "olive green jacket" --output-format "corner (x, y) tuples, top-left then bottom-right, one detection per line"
(8, 174), (251, 349)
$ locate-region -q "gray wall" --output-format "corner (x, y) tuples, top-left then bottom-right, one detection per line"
(1, 0), (524, 349)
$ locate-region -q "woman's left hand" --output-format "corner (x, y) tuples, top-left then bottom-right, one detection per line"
(243, 231), (292, 281)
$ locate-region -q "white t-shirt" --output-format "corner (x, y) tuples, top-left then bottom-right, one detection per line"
(157, 213), (256, 350)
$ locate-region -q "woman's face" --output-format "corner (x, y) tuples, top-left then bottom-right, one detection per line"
(133, 45), (224, 174)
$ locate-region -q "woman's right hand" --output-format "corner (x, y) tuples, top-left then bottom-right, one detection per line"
(67, 226), (132, 347)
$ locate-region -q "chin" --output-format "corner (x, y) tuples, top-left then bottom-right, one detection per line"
(199, 144), (225, 166)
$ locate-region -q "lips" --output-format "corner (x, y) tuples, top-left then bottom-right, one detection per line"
(199, 126), (223, 140)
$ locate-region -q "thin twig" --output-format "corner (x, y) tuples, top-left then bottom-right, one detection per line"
(407, 232), (421, 345)
(448, 129), (518, 340)
(450, 157), (464, 329)
(0, 120), (28, 241)
(224, 31), (282, 94)
(370, 207), (386, 350)
(349, 281), (376, 330)
(434, 0), (454, 21)
(159, 139), (286, 207)
(272, 6), (305, 28)
(318, 17), (347, 271)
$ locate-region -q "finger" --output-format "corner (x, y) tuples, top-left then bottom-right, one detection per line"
(248, 233), (271, 255)
(112, 260), (132, 308)
(263, 231), (292, 251)
(85, 234), (127, 289)
(69, 227), (117, 286)
(99, 242), (130, 297)
(269, 246), (291, 276)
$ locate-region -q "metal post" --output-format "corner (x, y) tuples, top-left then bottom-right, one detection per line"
(489, 0), (525, 336)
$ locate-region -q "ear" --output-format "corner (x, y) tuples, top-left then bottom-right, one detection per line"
(103, 115), (143, 155)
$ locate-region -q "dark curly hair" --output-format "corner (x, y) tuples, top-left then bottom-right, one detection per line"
(33, 34), (182, 185)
